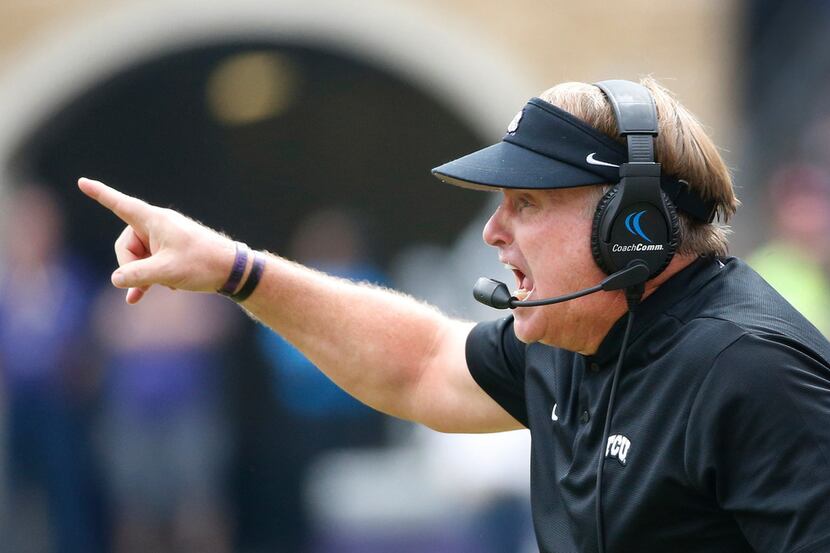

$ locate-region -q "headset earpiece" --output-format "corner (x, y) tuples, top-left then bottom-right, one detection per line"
(591, 184), (678, 278)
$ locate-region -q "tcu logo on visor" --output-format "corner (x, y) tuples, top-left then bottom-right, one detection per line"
(605, 434), (631, 466)
(624, 210), (652, 243)
(507, 109), (523, 134)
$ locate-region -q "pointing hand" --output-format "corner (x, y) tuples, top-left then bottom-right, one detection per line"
(78, 178), (237, 304)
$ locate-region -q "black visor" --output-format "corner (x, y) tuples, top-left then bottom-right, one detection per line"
(432, 98), (716, 222)
(433, 98), (625, 190)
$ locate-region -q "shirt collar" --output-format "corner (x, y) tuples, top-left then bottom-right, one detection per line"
(587, 256), (728, 366)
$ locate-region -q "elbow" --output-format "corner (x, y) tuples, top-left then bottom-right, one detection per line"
(419, 417), (462, 434)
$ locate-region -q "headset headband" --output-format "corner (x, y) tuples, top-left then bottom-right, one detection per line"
(595, 79), (658, 163)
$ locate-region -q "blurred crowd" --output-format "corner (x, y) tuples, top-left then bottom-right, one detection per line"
(747, 163), (830, 335)
(0, 184), (533, 553)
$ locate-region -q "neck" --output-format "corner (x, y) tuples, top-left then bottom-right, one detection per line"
(571, 255), (697, 355)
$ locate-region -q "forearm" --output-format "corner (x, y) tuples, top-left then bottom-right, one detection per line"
(237, 251), (467, 422)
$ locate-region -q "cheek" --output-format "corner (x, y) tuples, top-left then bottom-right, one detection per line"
(530, 220), (598, 290)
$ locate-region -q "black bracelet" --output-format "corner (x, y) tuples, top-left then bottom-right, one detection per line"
(231, 251), (266, 302)
(217, 242), (248, 297)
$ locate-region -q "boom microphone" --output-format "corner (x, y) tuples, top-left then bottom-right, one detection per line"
(473, 262), (650, 310)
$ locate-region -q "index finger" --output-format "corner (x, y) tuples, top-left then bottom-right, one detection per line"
(77, 177), (153, 230)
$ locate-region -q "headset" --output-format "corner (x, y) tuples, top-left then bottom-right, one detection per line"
(590, 79), (678, 285)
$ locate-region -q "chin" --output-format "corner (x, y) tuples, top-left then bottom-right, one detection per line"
(512, 310), (545, 344)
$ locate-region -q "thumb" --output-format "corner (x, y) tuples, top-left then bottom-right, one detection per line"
(112, 255), (167, 288)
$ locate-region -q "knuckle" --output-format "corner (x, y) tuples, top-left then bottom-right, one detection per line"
(157, 206), (177, 220)
(147, 207), (172, 232)
(128, 267), (143, 283)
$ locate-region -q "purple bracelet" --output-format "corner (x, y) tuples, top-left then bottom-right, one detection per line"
(232, 251), (266, 302)
(217, 242), (249, 297)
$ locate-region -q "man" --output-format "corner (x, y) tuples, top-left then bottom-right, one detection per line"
(747, 163), (830, 335)
(1, 184), (100, 553)
(79, 77), (830, 553)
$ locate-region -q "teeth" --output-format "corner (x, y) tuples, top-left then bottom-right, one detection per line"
(513, 288), (530, 301)
(504, 263), (518, 271)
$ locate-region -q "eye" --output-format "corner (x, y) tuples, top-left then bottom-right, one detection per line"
(514, 194), (535, 211)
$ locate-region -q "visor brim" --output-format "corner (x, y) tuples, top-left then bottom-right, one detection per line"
(432, 141), (610, 191)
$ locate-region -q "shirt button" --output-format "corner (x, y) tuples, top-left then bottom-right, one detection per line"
(580, 410), (590, 424)
(590, 362), (600, 373)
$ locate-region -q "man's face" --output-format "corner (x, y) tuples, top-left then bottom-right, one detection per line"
(482, 187), (611, 348)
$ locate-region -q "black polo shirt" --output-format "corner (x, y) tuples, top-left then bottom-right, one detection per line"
(467, 256), (830, 553)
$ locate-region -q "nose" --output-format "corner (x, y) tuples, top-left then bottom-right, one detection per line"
(482, 198), (512, 248)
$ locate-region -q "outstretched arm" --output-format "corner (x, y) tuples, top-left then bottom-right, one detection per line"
(78, 178), (522, 433)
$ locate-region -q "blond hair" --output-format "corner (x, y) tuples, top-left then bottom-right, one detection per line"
(540, 77), (738, 257)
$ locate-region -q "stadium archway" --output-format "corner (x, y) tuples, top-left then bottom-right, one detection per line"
(0, 0), (533, 271)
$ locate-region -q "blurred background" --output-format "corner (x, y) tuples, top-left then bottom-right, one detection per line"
(0, 0), (826, 552)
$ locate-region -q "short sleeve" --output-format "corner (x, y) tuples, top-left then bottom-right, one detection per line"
(685, 333), (830, 553)
(466, 316), (528, 427)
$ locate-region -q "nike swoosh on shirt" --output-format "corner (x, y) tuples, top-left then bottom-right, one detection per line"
(586, 152), (620, 168)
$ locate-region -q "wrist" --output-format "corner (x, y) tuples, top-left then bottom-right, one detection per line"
(217, 241), (249, 296)
(232, 251), (266, 302)
(216, 242), (266, 302)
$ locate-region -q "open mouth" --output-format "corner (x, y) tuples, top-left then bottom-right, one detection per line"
(505, 263), (534, 301)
